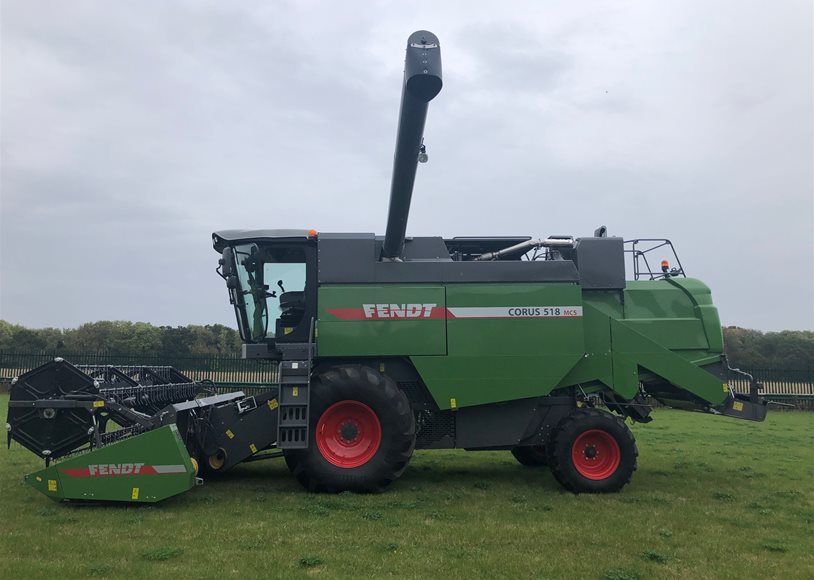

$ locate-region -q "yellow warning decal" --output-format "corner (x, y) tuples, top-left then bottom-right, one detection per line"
(292, 387), (299, 397)
(379, 362), (385, 372)
(268, 399), (279, 410)
(733, 401), (744, 412)
(249, 443), (258, 454)
(283, 327), (293, 335)
(35, 476), (42, 482)
(47, 480), (57, 492)
(226, 429), (235, 439)
(450, 398), (457, 409)
(131, 487), (140, 500)
(723, 383), (729, 393)
(93, 400), (105, 408)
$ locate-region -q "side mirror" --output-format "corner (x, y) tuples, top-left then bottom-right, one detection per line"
(221, 248), (235, 276)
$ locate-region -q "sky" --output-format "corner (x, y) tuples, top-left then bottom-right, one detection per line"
(1, 0), (812, 332)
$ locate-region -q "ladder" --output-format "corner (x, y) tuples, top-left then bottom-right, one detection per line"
(276, 319), (314, 449)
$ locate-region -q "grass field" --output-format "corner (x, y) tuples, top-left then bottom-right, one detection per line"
(1, 395), (812, 579)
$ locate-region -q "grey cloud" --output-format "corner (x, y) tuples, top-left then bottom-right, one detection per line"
(1, 0), (811, 332)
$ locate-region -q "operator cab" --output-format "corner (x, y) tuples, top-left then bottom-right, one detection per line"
(213, 230), (317, 356)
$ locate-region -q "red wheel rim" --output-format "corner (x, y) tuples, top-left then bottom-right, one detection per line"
(571, 429), (621, 480)
(315, 401), (382, 468)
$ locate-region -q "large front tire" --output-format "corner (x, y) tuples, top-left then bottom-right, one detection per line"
(548, 408), (638, 493)
(284, 365), (415, 493)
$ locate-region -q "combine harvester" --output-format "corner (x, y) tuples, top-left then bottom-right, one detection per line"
(7, 31), (767, 504)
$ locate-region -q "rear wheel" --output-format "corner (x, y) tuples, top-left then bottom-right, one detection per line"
(284, 365), (415, 493)
(548, 408), (637, 493)
(511, 445), (549, 467)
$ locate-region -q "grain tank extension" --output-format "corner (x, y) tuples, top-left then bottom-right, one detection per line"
(7, 31), (766, 503)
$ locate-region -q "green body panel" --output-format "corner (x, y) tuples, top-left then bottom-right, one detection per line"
(609, 318), (727, 404)
(623, 278), (723, 352)
(666, 278), (724, 353)
(555, 296), (618, 390)
(314, 277), (726, 410)
(25, 425), (197, 503)
(412, 283), (584, 409)
(318, 285), (446, 356)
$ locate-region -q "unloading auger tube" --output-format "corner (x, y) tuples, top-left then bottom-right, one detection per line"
(381, 30), (443, 260)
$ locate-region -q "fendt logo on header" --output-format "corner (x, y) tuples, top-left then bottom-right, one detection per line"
(362, 303), (437, 319)
(60, 463), (188, 478)
(88, 463), (144, 476)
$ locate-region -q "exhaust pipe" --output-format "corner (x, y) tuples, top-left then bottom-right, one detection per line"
(381, 30), (443, 259)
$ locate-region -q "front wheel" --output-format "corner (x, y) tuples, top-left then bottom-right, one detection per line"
(548, 408), (638, 493)
(284, 365), (415, 493)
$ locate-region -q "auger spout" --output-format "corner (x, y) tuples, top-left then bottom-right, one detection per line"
(381, 30), (443, 259)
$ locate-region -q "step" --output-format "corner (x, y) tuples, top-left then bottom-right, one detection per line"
(276, 360), (310, 450)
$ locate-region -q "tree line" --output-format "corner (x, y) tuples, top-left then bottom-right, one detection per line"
(0, 320), (242, 358)
(0, 320), (811, 369)
(721, 327), (812, 370)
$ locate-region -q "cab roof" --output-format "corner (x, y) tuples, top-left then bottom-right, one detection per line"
(212, 229), (313, 252)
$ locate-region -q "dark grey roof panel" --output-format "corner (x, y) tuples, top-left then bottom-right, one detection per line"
(319, 232), (376, 240)
(212, 229), (312, 251)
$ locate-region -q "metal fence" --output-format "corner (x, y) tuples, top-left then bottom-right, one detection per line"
(727, 368), (813, 398)
(0, 351), (811, 401)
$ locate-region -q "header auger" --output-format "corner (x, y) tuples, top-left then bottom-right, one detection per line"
(7, 31), (766, 504)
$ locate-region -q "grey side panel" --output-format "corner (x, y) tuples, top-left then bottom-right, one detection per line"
(319, 235), (579, 284)
(574, 237), (625, 290)
(442, 260), (579, 283)
(323, 258), (579, 284)
(456, 398), (539, 448)
(317, 234), (377, 283)
(456, 396), (575, 449)
(401, 237), (452, 260)
(374, 261), (445, 283)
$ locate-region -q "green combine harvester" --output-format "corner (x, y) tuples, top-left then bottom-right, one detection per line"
(7, 31), (767, 504)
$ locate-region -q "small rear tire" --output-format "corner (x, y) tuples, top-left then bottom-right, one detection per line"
(196, 448), (227, 478)
(548, 408), (637, 493)
(285, 365), (415, 493)
(511, 445), (549, 467)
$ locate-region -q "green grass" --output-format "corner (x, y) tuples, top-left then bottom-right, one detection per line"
(1, 394), (812, 579)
